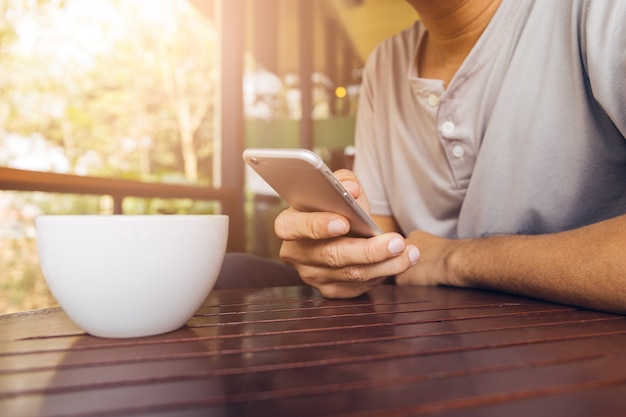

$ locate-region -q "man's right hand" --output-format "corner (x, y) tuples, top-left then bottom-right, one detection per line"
(274, 169), (420, 299)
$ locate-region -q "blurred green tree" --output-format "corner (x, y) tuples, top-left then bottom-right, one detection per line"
(1, 0), (217, 184)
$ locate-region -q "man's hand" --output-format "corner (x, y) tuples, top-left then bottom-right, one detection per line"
(398, 215), (626, 314)
(275, 169), (420, 299)
(395, 230), (465, 287)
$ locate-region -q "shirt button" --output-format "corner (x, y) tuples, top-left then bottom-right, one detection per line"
(442, 120), (455, 135)
(452, 145), (465, 158)
(427, 93), (440, 107)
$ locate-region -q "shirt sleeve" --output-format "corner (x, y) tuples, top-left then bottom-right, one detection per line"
(582, 1), (626, 139)
(353, 47), (393, 217)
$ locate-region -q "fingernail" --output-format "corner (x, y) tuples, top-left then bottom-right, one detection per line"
(409, 247), (420, 264)
(328, 219), (348, 235)
(388, 237), (405, 255)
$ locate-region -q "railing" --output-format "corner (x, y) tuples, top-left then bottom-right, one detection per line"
(0, 167), (244, 252)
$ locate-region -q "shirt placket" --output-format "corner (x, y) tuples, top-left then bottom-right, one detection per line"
(437, 96), (476, 190)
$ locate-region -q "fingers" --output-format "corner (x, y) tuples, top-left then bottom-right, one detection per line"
(280, 233), (420, 297)
(333, 170), (359, 196)
(272, 169), (421, 299)
(275, 208), (350, 240)
(274, 170), (371, 241)
(291, 242), (419, 299)
(299, 277), (389, 299)
(333, 169), (358, 183)
(333, 170), (371, 210)
(281, 232), (412, 267)
(297, 242), (417, 282)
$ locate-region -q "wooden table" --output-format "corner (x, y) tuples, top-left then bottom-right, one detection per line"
(2, 285), (626, 416)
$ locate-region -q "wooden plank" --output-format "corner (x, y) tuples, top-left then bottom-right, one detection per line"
(0, 300), (591, 356)
(3, 344), (626, 416)
(2, 286), (626, 417)
(0, 167), (233, 202)
(0, 166), (245, 251)
(3, 331), (626, 397)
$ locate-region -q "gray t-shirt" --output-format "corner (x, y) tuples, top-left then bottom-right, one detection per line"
(354, 0), (626, 239)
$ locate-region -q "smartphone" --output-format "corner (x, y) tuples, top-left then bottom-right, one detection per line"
(243, 148), (382, 238)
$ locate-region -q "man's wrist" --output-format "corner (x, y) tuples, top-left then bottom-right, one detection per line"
(446, 238), (473, 287)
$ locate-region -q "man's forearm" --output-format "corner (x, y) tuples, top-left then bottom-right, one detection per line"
(449, 215), (626, 313)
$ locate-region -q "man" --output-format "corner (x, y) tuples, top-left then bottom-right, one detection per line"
(275, 0), (626, 313)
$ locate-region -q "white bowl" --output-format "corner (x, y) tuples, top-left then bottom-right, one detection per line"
(35, 215), (228, 338)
